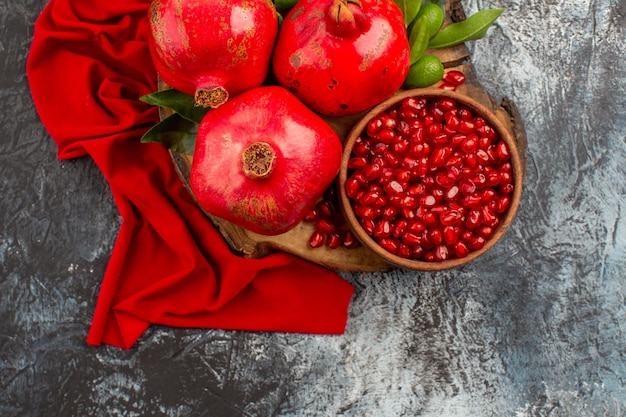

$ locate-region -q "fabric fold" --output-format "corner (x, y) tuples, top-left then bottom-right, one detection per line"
(27, 0), (354, 349)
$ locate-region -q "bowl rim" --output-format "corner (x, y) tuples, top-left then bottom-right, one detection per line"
(338, 87), (524, 270)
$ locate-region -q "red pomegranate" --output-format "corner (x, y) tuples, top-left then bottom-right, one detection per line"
(272, 0), (410, 117)
(148, 0), (278, 108)
(189, 86), (343, 235)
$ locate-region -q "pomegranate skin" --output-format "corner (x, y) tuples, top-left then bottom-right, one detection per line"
(190, 86), (343, 236)
(272, 0), (410, 117)
(148, 0), (278, 108)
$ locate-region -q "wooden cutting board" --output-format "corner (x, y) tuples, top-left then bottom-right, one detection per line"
(164, 0), (528, 272)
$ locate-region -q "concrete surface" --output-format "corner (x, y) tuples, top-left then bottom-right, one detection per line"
(1, 0), (625, 416)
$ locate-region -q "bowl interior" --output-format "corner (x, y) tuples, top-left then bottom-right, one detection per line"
(338, 88), (524, 270)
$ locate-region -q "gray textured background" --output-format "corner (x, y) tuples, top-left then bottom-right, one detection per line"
(2, 0), (625, 415)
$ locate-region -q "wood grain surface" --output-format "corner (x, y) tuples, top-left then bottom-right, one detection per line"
(2, 0), (626, 416)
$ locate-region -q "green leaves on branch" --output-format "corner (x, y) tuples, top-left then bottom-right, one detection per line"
(428, 8), (504, 49)
(140, 88), (208, 123)
(395, 0), (421, 28)
(400, 0), (503, 88)
(139, 88), (210, 155)
(409, 16), (430, 65)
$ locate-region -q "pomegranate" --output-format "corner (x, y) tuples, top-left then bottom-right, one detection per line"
(272, 0), (410, 117)
(344, 93), (515, 262)
(148, 0), (278, 108)
(189, 86), (342, 235)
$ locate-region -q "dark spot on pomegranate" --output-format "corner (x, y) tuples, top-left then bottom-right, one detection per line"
(339, 104), (348, 109)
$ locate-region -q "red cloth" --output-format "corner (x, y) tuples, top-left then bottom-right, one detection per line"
(27, 0), (354, 349)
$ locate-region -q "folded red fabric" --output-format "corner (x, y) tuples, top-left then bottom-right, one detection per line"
(27, 0), (354, 349)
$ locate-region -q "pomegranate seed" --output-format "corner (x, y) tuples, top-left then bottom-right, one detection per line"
(445, 112), (461, 132)
(377, 128), (396, 144)
(459, 179), (477, 194)
(348, 157), (368, 169)
(430, 146), (452, 168)
(500, 183), (515, 194)
(382, 205), (398, 220)
(362, 164), (381, 180)
(451, 133), (466, 148)
(392, 140), (408, 154)
(393, 218), (408, 238)
(428, 228), (443, 245)
(461, 135), (478, 153)
(458, 107), (473, 120)
(477, 124), (497, 140)
(360, 218), (375, 234)
(402, 232), (422, 246)
(384, 180), (404, 196)
(438, 81), (457, 91)
(408, 220), (426, 233)
(373, 219), (392, 239)
(352, 139), (369, 156)
(420, 195), (436, 207)
(443, 226), (460, 245)
(477, 226), (494, 239)
(354, 204), (376, 219)
(454, 241), (470, 258)
(423, 211), (438, 226)
(427, 123), (443, 137)
(397, 244), (413, 258)
(316, 218), (336, 233)
(482, 189), (497, 203)
(407, 183), (427, 196)
(326, 233), (341, 249)
(458, 119), (475, 134)
(468, 235), (486, 250)
(478, 136), (492, 149)
(359, 190), (380, 206)
(402, 97), (426, 112)
(366, 118), (383, 137)
(343, 230), (360, 249)
(476, 149), (492, 164)
(495, 195), (511, 213)
(481, 206), (499, 227)
(434, 244), (449, 261)
(423, 251), (437, 261)
(398, 106), (418, 121)
(464, 152), (478, 168)
(445, 185), (460, 200)
(345, 177), (361, 198)
(309, 231), (325, 248)
(399, 196), (417, 209)
(378, 237), (399, 254)
(319, 200), (335, 217)
(466, 209), (481, 229)
(370, 142), (388, 155)
(440, 209), (462, 226)
(304, 207), (319, 222)
(443, 70), (466, 86)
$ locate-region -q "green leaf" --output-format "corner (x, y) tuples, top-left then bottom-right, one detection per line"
(140, 112), (198, 155)
(420, 0), (446, 9)
(140, 89), (209, 124)
(408, 16), (430, 65)
(394, 0), (421, 27)
(428, 8), (504, 49)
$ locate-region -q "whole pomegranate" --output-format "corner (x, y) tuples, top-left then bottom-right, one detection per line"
(189, 86), (343, 235)
(272, 0), (410, 117)
(148, 0), (278, 108)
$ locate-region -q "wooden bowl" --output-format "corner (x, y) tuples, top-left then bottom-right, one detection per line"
(338, 88), (524, 270)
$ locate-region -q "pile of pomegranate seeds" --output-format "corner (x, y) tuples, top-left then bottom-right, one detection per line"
(304, 186), (361, 250)
(439, 70), (466, 91)
(344, 95), (514, 262)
